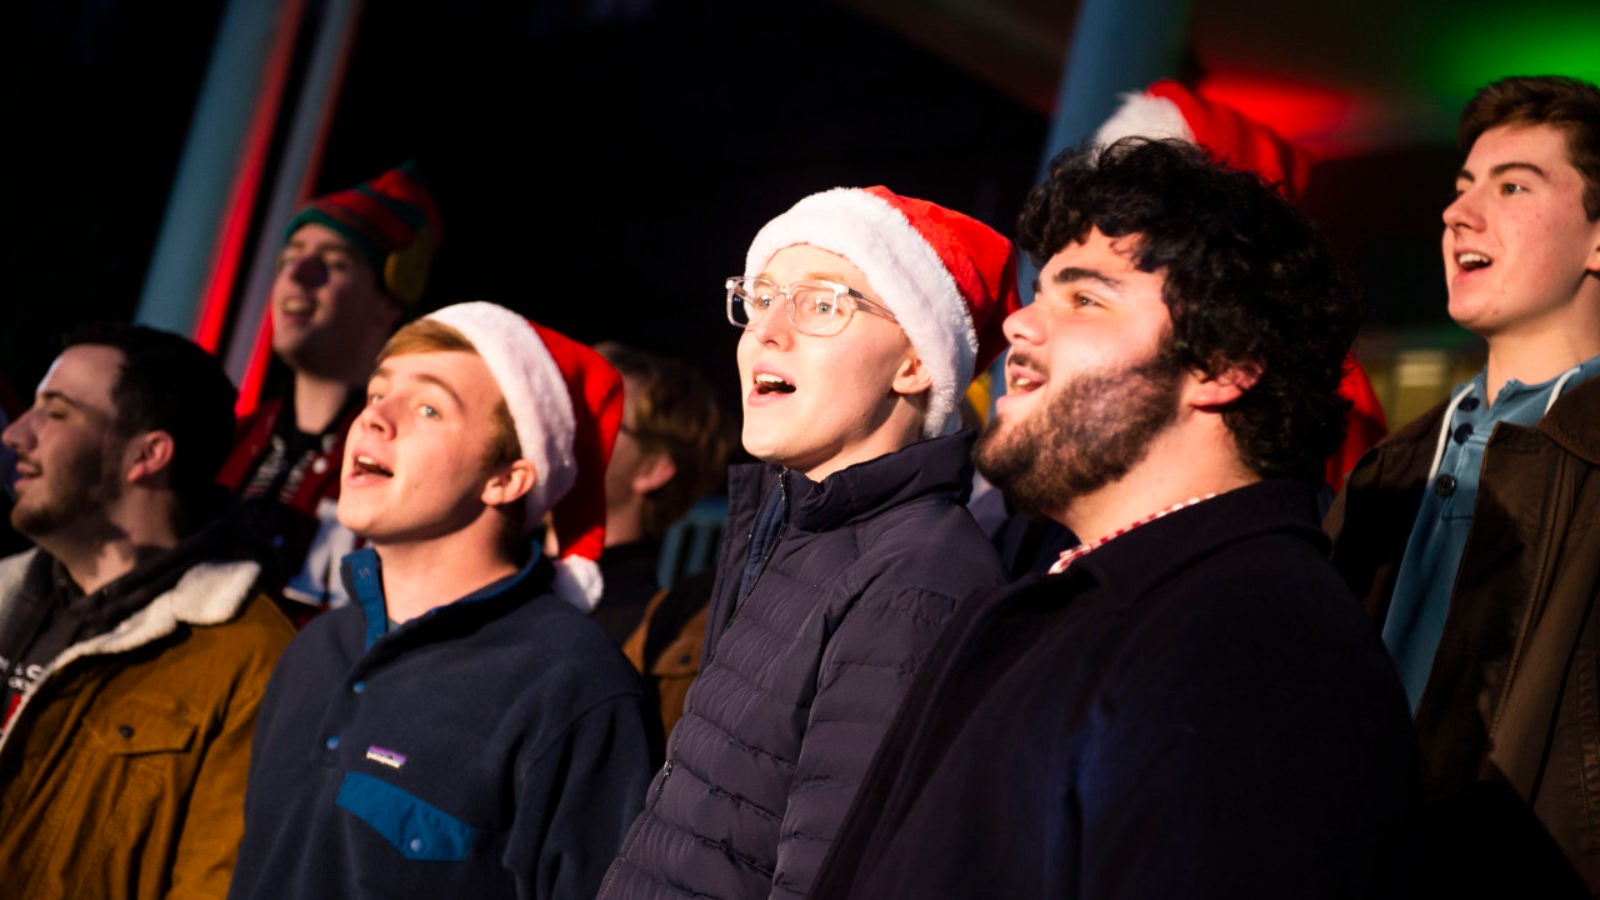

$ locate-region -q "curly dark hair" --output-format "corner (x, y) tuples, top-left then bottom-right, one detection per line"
(1459, 75), (1600, 221)
(1016, 138), (1359, 482)
(63, 323), (237, 521)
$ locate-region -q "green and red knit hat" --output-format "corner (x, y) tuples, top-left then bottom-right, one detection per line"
(285, 162), (443, 305)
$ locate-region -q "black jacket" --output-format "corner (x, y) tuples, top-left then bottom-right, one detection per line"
(601, 432), (1007, 900)
(813, 479), (1418, 899)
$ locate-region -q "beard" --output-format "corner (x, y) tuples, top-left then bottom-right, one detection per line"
(975, 344), (1185, 518)
(10, 444), (121, 541)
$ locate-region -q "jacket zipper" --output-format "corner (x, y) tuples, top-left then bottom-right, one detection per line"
(709, 473), (787, 663)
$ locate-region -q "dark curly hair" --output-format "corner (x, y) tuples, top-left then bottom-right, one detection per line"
(1459, 75), (1600, 221)
(1016, 138), (1358, 482)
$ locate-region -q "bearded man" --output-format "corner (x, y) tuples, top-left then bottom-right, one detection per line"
(809, 139), (1418, 900)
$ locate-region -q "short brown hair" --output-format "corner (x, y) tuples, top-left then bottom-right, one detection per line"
(596, 342), (730, 538)
(1460, 75), (1600, 220)
(377, 318), (521, 468)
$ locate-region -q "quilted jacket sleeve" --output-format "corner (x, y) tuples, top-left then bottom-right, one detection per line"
(767, 586), (960, 900)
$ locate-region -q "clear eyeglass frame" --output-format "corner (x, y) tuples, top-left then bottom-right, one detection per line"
(725, 276), (897, 337)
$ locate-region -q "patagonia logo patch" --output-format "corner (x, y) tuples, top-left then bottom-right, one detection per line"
(365, 745), (408, 770)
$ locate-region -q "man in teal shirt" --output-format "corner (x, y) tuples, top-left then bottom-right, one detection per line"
(1329, 75), (1600, 896)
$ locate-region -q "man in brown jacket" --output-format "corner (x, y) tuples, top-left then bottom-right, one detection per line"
(1328, 75), (1600, 896)
(0, 324), (294, 899)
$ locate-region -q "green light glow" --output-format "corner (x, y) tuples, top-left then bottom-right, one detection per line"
(1422, 8), (1600, 101)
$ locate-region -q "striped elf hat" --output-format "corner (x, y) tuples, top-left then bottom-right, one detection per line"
(287, 162), (443, 305)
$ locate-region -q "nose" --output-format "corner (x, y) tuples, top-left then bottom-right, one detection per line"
(747, 295), (797, 347)
(2, 407), (36, 454)
(1442, 186), (1483, 233)
(1001, 299), (1042, 349)
(354, 395), (396, 439)
(287, 253), (327, 288)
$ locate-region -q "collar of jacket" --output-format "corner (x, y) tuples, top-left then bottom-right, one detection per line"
(341, 546), (557, 651)
(1534, 375), (1600, 465)
(0, 551), (260, 682)
(1057, 478), (1328, 607)
(729, 430), (978, 534)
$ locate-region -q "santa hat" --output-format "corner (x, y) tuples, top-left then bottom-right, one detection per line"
(424, 302), (623, 611)
(744, 186), (1021, 438)
(288, 162), (444, 305)
(1094, 80), (1312, 202)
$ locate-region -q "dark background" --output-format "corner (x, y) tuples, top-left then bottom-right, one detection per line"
(2, 0), (1504, 414)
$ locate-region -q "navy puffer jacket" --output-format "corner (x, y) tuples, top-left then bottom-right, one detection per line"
(600, 432), (1007, 900)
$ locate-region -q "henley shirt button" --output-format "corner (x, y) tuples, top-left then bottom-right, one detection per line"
(325, 735), (341, 750)
(312, 458), (329, 474)
(352, 680), (366, 694)
(1434, 474), (1457, 497)
(1453, 423), (1473, 443)
(1459, 396), (1481, 411)
(117, 725), (134, 739)
(409, 838), (424, 853)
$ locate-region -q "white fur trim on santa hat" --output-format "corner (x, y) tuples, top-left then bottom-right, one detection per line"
(424, 302), (577, 519)
(1093, 91), (1196, 148)
(744, 188), (976, 438)
(550, 556), (602, 612)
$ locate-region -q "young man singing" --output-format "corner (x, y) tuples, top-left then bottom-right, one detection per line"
(231, 302), (659, 900)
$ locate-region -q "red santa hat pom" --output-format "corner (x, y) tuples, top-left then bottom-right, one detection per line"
(424, 302), (623, 611)
(744, 186), (1021, 437)
(1094, 79), (1312, 202)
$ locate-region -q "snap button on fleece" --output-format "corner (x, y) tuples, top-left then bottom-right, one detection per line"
(1434, 474), (1457, 498)
(1452, 423), (1473, 444)
(1459, 396), (1481, 411)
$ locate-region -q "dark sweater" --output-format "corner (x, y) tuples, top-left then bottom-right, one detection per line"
(231, 548), (661, 900)
(813, 479), (1418, 899)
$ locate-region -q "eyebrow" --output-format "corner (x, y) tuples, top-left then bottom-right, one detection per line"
(1049, 266), (1126, 290)
(36, 389), (85, 410)
(1456, 161), (1550, 183)
(369, 367), (466, 410)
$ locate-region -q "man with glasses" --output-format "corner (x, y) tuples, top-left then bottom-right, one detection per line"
(601, 187), (1019, 900)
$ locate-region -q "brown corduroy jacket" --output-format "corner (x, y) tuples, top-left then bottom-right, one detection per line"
(0, 550), (294, 900)
(1327, 375), (1600, 897)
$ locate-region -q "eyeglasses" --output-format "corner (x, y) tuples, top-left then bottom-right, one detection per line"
(725, 276), (897, 337)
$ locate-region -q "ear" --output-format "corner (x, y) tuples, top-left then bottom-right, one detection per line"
(482, 459), (538, 507)
(630, 451), (677, 495)
(1184, 361), (1262, 411)
(1586, 219), (1600, 274)
(889, 347), (935, 397)
(124, 431), (176, 485)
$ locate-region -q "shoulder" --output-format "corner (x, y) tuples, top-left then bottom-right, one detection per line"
(493, 590), (647, 700)
(853, 494), (1005, 589)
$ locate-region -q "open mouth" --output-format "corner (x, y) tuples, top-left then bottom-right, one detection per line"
(1006, 356), (1047, 394)
(1456, 251), (1493, 271)
(754, 372), (795, 395)
(352, 454), (393, 477)
(279, 297), (315, 317)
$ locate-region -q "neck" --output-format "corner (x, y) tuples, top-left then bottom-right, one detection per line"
(293, 372), (355, 434)
(603, 506), (647, 548)
(1484, 328), (1600, 402)
(1057, 422), (1259, 547)
(44, 495), (183, 595)
(373, 521), (522, 623)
